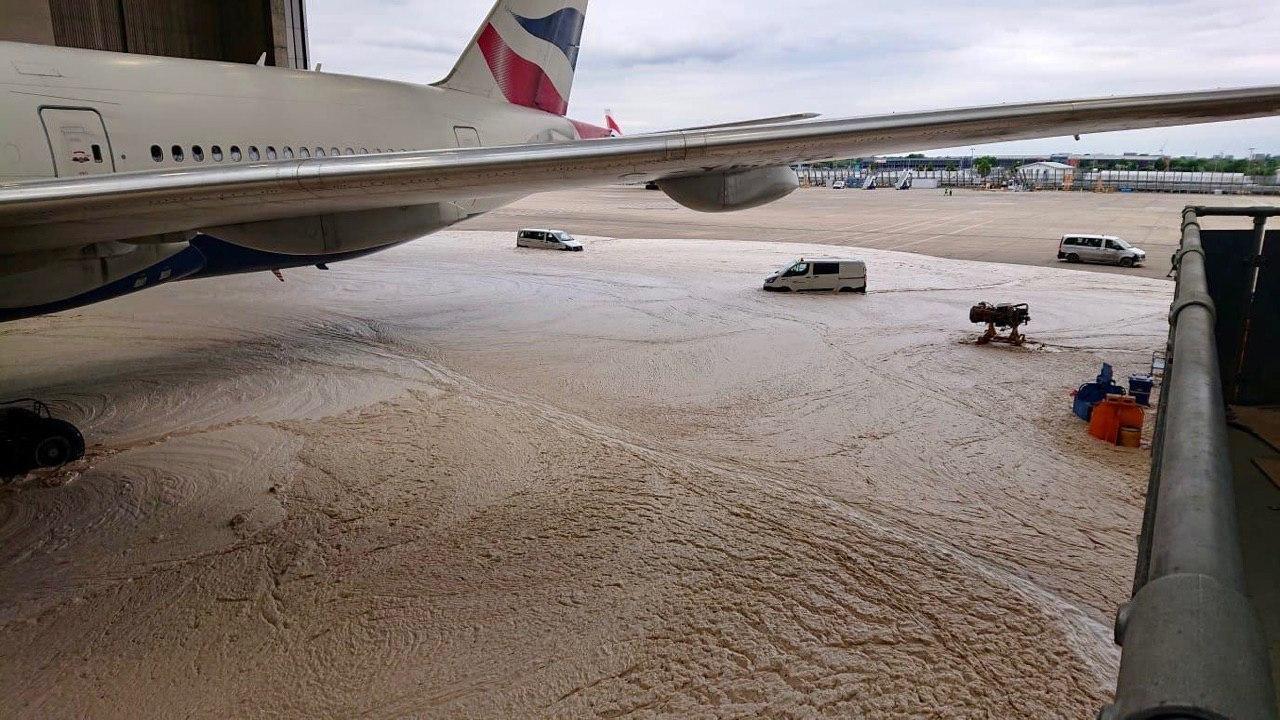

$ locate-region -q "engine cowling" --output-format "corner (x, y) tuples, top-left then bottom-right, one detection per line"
(657, 166), (799, 213)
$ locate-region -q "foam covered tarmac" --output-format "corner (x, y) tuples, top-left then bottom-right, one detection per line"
(1, 229), (1170, 718)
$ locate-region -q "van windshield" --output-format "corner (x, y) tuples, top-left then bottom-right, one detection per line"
(552, 231), (573, 242)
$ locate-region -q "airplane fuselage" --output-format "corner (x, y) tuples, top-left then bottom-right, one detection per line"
(0, 41), (589, 320)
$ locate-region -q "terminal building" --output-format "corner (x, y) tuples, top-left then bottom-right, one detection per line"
(0, 0), (308, 69)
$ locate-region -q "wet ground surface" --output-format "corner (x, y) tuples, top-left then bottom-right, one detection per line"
(0, 231), (1170, 718)
(463, 185), (1266, 280)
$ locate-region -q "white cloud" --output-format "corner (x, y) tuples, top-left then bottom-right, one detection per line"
(308, 0), (1280, 156)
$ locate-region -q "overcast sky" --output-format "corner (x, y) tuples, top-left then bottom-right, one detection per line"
(309, 0), (1280, 157)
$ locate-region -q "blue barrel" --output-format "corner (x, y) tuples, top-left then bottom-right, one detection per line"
(1129, 374), (1155, 406)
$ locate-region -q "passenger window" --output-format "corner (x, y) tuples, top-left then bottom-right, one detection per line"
(814, 262), (839, 275)
(230, 145), (242, 161)
(151, 144), (163, 162)
(1088, 238), (1102, 248)
(192, 145), (204, 162)
(266, 146), (277, 160)
(1063, 237), (1077, 246)
(330, 147), (340, 157)
(249, 146), (260, 161)
(1106, 240), (1121, 250)
(171, 145), (184, 162)
(91, 144), (103, 163)
(282, 146), (293, 159)
(360, 147), (368, 154)
(211, 145), (223, 161)
(344, 147), (354, 155)
(315, 147), (326, 157)
(299, 147), (310, 158)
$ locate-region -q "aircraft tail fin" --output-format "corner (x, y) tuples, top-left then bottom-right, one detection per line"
(605, 109), (622, 136)
(436, 0), (588, 116)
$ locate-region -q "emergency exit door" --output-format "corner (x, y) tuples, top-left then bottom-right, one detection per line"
(39, 108), (116, 177)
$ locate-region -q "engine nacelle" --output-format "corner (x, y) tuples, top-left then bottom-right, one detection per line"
(657, 166), (799, 213)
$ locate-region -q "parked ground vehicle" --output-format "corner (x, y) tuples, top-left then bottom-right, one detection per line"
(1057, 234), (1147, 267)
(831, 180), (846, 189)
(764, 257), (867, 292)
(517, 229), (584, 251)
(1, 399), (85, 477)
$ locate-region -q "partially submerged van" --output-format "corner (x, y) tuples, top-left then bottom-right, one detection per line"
(1057, 234), (1146, 267)
(517, 229), (584, 251)
(764, 257), (867, 292)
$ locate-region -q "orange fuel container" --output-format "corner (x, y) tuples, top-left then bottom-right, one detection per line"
(1089, 394), (1145, 445)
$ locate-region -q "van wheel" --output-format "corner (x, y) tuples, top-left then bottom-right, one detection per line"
(1119, 257), (1134, 268)
(1066, 253), (1080, 263)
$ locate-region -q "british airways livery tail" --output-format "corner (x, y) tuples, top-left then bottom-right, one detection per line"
(436, 0), (588, 116)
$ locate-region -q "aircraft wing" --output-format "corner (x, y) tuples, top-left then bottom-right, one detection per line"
(656, 113), (822, 133)
(4, 86), (1280, 251)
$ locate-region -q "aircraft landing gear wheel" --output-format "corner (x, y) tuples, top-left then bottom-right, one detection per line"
(34, 435), (73, 468)
(1, 400), (86, 477)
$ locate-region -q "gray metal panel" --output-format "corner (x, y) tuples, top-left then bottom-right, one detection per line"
(1201, 228), (1260, 402)
(43, 0), (305, 67)
(1237, 230), (1280, 405)
(48, 0), (126, 52)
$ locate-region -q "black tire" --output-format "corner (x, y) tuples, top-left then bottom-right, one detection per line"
(1119, 257), (1134, 268)
(34, 419), (84, 468)
(33, 434), (72, 468)
(1066, 253), (1081, 263)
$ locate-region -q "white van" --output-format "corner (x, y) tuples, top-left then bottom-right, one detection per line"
(517, 228), (584, 251)
(1057, 234), (1146, 267)
(764, 257), (867, 292)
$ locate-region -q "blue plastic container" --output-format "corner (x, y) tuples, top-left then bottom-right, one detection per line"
(1128, 374), (1155, 406)
(1074, 363), (1126, 421)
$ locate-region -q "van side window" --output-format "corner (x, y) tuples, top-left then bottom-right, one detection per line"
(1106, 240), (1121, 250)
(814, 262), (839, 275)
(1063, 237), (1078, 246)
(1086, 238), (1102, 248)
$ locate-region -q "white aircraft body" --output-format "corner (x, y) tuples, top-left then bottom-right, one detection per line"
(2, 0), (1280, 322)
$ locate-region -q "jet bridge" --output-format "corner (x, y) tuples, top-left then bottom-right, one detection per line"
(1105, 207), (1280, 720)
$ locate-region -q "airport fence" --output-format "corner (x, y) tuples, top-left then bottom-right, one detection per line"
(797, 167), (1280, 195)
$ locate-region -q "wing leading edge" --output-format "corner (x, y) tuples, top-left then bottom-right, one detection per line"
(3, 85), (1280, 251)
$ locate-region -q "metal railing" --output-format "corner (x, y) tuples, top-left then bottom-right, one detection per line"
(1104, 207), (1279, 720)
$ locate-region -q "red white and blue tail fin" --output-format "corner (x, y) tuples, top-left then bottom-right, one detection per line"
(604, 109), (622, 136)
(436, 0), (588, 116)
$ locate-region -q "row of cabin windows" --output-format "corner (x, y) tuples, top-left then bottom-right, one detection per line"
(150, 144), (408, 163)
